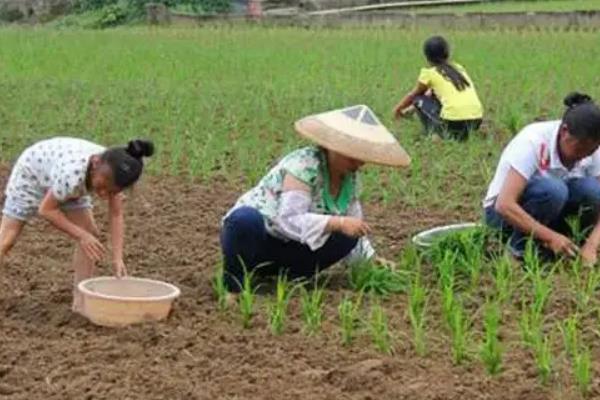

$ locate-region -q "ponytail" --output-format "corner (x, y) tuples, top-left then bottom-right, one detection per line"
(423, 35), (471, 92)
(101, 139), (155, 189)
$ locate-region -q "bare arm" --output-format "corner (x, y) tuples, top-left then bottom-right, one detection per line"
(39, 191), (91, 240)
(38, 190), (105, 261)
(495, 168), (577, 256)
(393, 82), (428, 119)
(109, 193), (125, 265)
(580, 177), (600, 264)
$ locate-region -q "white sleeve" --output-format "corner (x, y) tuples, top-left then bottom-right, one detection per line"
(342, 200), (376, 266)
(273, 190), (332, 250)
(586, 150), (600, 177)
(504, 139), (538, 181)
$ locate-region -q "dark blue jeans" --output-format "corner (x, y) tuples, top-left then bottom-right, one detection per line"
(413, 94), (481, 141)
(220, 206), (358, 292)
(485, 176), (600, 257)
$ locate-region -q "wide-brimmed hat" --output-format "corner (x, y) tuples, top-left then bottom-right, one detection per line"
(294, 105), (410, 167)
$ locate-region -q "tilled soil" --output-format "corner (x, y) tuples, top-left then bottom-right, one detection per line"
(0, 172), (597, 400)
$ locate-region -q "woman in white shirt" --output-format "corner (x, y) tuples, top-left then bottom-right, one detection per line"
(221, 105), (410, 294)
(484, 93), (600, 263)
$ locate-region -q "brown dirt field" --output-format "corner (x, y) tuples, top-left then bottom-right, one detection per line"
(1, 171), (599, 400)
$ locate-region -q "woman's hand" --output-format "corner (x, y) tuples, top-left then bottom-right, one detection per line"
(113, 258), (128, 278)
(544, 232), (579, 258)
(580, 242), (598, 266)
(393, 105), (406, 120)
(335, 216), (370, 238)
(79, 231), (105, 262)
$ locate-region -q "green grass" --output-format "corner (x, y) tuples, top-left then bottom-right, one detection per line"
(407, 0), (600, 14)
(0, 27), (599, 211)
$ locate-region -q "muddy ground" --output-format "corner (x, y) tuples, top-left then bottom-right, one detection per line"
(1, 171), (598, 400)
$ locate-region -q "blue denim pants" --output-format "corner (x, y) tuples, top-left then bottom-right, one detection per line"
(220, 206), (358, 292)
(485, 176), (600, 257)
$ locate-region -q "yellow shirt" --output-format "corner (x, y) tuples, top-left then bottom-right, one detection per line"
(418, 63), (483, 121)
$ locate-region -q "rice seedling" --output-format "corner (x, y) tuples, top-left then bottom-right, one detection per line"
(459, 234), (485, 292)
(348, 260), (409, 297)
(408, 266), (428, 357)
(300, 281), (326, 336)
(492, 254), (514, 304)
(532, 330), (554, 385)
(565, 214), (589, 246)
(448, 299), (471, 365)
(559, 315), (579, 359)
(437, 250), (457, 327)
(212, 262), (228, 312)
(573, 346), (592, 397)
(559, 314), (593, 397)
(518, 305), (536, 347)
(368, 302), (392, 355)
(480, 300), (503, 375)
(569, 258), (600, 312)
(268, 275), (295, 336)
(523, 247), (554, 318)
(338, 292), (363, 346)
(239, 267), (258, 329)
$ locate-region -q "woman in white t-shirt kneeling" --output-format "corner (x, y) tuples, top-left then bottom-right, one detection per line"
(484, 93), (600, 263)
(0, 137), (154, 313)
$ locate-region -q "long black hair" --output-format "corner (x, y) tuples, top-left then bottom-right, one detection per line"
(423, 36), (470, 92)
(562, 92), (600, 141)
(101, 139), (155, 189)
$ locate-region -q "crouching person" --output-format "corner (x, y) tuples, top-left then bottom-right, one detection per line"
(484, 93), (600, 263)
(0, 137), (154, 313)
(220, 105), (410, 299)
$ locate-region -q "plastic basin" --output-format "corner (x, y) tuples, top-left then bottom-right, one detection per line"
(78, 276), (181, 327)
(412, 223), (482, 249)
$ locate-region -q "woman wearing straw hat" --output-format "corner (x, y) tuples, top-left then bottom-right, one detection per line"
(220, 105), (410, 296)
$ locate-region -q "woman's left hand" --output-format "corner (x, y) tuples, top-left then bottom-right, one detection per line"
(580, 243), (598, 266)
(113, 259), (128, 278)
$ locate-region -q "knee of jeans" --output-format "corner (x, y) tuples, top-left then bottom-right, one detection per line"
(530, 177), (569, 212)
(225, 206), (264, 235)
(574, 177), (600, 208)
(331, 233), (358, 253)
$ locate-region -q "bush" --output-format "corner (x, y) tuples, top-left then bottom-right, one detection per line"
(0, 5), (26, 22)
(74, 0), (119, 12)
(93, 3), (130, 28)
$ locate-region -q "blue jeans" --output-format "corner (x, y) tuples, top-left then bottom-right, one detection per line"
(485, 176), (600, 257)
(413, 94), (481, 141)
(220, 206), (358, 292)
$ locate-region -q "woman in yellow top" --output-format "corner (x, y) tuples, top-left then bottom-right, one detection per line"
(394, 36), (483, 141)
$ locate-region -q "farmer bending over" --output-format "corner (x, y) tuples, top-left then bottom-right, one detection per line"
(484, 93), (600, 263)
(394, 35), (483, 141)
(221, 105), (410, 300)
(0, 137), (154, 313)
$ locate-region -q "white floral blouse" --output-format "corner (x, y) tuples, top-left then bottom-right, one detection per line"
(227, 146), (375, 262)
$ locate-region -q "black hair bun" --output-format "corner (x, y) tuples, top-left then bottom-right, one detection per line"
(564, 92), (593, 109)
(126, 139), (155, 159)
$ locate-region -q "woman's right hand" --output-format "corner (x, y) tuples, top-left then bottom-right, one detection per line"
(545, 232), (579, 258)
(393, 105), (405, 120)
(79, 231), (105, 262)
(336, 216), (371, 238)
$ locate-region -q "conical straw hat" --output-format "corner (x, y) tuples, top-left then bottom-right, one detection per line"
(294, 105), (410, 167)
